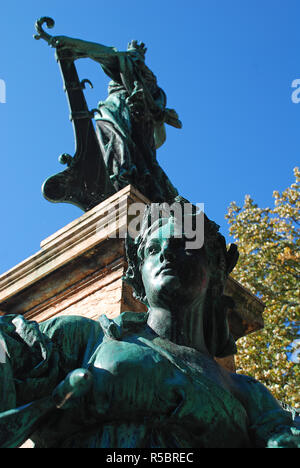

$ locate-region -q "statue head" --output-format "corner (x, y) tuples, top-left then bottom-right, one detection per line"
(127, 40), (147, 62)
(137, 216), (209, 308)
(124, 204), (239, 357)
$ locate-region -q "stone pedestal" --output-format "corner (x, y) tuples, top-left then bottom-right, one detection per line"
(0, 185), (264, 373)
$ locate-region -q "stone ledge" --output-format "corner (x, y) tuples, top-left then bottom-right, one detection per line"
(225, 276), (265, 340)
(0, 185), (146, 305)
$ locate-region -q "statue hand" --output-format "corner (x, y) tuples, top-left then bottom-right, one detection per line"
(52, 368), (93, 410)
(49, 35), (71, 48)
(267, 428), (300, 448)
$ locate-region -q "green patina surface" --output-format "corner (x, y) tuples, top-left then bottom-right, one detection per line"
(0, 210), (299, 448)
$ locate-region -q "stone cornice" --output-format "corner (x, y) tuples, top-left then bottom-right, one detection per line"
(0, 185), (147, 304)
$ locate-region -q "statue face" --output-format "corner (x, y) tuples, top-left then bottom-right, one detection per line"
(140, 220), (210, 307)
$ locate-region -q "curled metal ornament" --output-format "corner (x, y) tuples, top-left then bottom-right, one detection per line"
(34, 17), (55, 44)
(81, 79), (93, 90)
(58, 153), (73, 167)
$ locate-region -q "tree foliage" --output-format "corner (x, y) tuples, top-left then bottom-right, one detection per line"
(226, 168), (300, 408)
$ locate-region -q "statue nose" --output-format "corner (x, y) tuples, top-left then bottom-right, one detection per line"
(160, 240), (176, 262)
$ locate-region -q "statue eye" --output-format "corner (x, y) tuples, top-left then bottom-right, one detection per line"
(146, 244), (160, 256)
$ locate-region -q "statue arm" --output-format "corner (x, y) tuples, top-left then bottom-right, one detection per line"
(54, 33), (183, 131)
(0, 315), (100, 447)
(0, 368), (92, 448)
(50, 35), (128, 64)
(231, 373), (300, 448)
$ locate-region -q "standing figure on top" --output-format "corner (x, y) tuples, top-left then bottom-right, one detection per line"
(50, 33), (182, 202)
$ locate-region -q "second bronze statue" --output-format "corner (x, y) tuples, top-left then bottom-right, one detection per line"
(34, 17), (182, 211)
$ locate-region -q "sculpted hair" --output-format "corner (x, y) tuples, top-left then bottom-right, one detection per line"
(124, 204), (239, 358)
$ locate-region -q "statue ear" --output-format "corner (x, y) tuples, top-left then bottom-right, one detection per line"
(226, 244), (239, 274)
(214, 295), (237, 358)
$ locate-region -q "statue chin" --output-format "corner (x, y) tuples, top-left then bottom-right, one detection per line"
(146, 275), (182, 306)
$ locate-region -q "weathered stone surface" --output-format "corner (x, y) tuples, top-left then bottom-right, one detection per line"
(215, 355), (236, 373)
(0, 186), (147, 321)
(225, 276), (264, 340)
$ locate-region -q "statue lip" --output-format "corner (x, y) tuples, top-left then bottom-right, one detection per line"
(156, 262), (177, 276)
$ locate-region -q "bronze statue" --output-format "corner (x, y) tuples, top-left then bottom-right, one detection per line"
(34, 17), (181, 210)
(0, 17), (297, 449)
(0, 207), (298, 448)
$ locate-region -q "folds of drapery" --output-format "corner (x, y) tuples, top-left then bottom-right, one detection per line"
(0, 314), (102, 412)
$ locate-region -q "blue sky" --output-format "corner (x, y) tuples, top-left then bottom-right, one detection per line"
(0, 0), (299, 274)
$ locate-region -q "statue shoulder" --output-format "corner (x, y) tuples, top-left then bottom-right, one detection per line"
(40, 315), (102, 344)
(40, 315), (103, 369)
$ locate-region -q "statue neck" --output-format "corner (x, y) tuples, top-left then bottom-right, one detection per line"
(147, 296), (209, 354)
